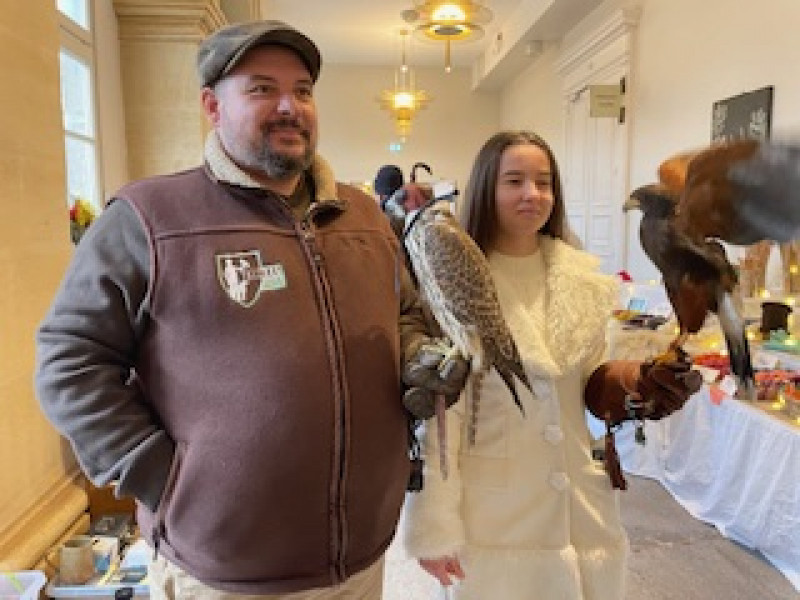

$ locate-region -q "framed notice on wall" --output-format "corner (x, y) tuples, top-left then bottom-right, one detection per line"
(711, 86), (773, 142)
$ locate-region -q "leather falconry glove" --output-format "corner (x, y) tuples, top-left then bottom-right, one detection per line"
(402, 338), (470, 420)
(584, 352), (703, 426)
(584, 351), (702, 490)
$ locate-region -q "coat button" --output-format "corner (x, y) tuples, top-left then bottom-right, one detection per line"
(532, 381), (551, 399)
(549, 471), (570, 491)
(544, 424), (564, 444)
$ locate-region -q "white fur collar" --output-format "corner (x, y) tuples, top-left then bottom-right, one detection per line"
(523, 237), (617, 377)
(203, 130), (339, 202)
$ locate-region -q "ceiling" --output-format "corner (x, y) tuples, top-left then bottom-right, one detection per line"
(257, 0), (527, 69)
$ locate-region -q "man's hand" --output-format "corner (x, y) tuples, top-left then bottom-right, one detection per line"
(402, 338), (469, 420)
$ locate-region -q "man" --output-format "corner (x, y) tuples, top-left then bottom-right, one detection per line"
(35, 20), (465, 599)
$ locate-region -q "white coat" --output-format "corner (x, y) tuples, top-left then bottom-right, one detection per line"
(401, 236), (628, 599)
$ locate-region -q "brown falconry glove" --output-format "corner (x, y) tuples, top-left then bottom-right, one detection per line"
(584, 355), (703, 426)
(584, 353), (702, 490)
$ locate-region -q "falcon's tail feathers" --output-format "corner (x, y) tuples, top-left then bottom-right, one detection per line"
(494, 356), (530, 416)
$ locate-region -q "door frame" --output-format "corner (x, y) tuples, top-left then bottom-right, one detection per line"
(555, 6), (641, 274)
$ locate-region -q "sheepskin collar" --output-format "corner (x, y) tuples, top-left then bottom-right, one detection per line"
(493, 236), (617, 378)
(203, 130), (340, 204)
(542, 237), (617, 373)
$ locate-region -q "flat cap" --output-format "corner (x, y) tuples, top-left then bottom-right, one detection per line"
(197, 20), (321, 88)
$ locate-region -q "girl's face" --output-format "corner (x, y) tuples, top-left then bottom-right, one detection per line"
(492, 143), (555, 255)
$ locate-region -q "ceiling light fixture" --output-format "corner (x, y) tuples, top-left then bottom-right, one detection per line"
(378, 29), (431, 141)
(402, 1), (493, 72)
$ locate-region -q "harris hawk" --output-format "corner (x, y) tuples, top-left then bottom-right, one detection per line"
(623, 138), (800, 399)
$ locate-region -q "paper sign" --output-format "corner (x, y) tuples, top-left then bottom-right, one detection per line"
(589, 84), (622, 118)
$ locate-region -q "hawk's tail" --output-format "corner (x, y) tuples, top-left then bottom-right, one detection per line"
(717, 290), (756, 400)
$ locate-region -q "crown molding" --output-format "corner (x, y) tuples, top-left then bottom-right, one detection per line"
(555, 6), (641, 78)
(113, 0), (227, 42)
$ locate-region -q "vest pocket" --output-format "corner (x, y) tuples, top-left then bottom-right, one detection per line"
(151, 441), (185, 557)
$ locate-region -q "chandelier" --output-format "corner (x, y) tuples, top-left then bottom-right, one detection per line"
(378, 29), (431, 141)
(402, 1), (493, 72)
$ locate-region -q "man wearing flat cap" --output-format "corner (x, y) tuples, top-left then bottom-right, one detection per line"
(35, 20), (467, 599)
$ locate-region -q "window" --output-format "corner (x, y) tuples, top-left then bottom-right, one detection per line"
(57, 0), (89, 30)
(57, 0), (101, 216)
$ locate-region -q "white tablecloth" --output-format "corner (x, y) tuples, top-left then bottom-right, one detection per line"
(611, 387), (800, 592)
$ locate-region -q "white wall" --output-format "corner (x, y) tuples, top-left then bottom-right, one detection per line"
(626, 0), (800, 279)
(499, 0), (800, 281)
(499, 42), (566, 161)
(315, 64), (501, 194)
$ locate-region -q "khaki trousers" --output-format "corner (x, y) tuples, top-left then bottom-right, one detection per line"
(148, 554), (384, 600)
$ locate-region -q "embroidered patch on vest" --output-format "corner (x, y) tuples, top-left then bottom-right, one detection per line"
(215, 250), (286, 307)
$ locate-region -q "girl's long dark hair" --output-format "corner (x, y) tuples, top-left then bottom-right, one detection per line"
(459, 131), (567, 254)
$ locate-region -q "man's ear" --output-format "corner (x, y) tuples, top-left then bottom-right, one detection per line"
(201, 86), (220, 126)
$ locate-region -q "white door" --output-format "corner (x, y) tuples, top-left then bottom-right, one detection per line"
(563, 72), (628, 274)
(556, 7), (640, 276)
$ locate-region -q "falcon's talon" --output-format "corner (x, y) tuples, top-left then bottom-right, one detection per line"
(436, 343), (463, 372)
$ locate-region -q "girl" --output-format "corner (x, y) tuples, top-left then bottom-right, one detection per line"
(401, 131), (699, 599)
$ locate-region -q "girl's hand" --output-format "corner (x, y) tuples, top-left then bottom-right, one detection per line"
(418, 556), (465, 586)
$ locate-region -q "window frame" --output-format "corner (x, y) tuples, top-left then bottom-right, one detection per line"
(57, 0), (103, 216)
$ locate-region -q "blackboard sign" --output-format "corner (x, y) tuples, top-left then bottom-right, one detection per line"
(711, 86), (773, 142)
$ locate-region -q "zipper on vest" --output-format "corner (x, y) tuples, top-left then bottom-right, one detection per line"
(300, 220), (323, 264)
(297, 219), (348, 582)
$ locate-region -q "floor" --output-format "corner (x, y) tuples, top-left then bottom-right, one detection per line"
(383, 475), (799, 599)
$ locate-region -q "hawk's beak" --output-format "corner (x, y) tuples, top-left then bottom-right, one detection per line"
(622, 195), (641, 212)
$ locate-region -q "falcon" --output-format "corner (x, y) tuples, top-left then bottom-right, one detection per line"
(403, 198), (531, 448)
(623, 138), (800, 399)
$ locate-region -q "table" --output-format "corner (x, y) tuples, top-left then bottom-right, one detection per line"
(610, 386), (800, 592)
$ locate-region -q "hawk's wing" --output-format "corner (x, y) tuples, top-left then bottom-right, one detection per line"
(660, 138), (800, 246)
(728, 140), (800, 243)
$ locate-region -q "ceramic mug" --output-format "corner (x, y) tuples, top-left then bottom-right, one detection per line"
(59, 535), (96, 585)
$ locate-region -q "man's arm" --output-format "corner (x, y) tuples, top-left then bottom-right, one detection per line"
(35, 199), (173, 512)
(397, 260), (431, 364)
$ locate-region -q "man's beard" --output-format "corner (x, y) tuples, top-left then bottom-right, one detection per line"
(230, 118), (314, 180)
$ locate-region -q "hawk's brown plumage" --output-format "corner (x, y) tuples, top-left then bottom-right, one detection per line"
(624, 137), (800, 398)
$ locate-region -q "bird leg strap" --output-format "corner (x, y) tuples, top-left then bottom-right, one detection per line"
(435, 393), (448, 480)
(585, 359), (703, 488)
(435, 344), (468, 481)
(603, 414), (628, 490)
(624, 394), (648, 445)
(401, 338), (470, 481)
